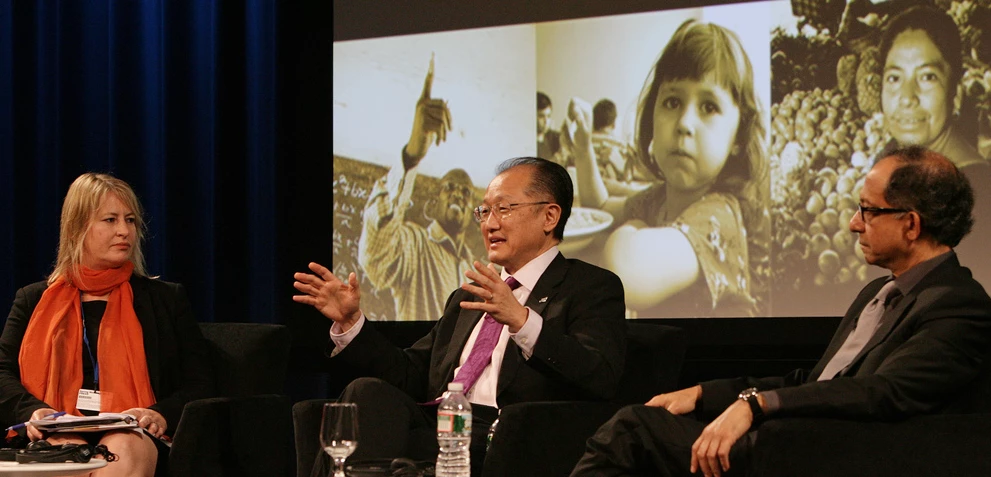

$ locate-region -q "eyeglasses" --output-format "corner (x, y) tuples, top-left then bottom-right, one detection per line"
(858, 204), (910, 222)
(473, 202), (551, 223)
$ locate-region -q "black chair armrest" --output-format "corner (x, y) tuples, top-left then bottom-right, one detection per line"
(170, 394), (293, 477)
(482, 401), (623, 477)
(751, 414), (991, 477)
(292, 398), (336, 477)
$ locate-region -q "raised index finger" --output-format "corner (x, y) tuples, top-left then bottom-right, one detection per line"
(420, 53), (435, 101)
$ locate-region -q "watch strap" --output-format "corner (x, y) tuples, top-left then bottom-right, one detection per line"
(738, 387), (765, 426)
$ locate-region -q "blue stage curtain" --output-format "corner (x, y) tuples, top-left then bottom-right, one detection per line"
(0, 0), (281, 325)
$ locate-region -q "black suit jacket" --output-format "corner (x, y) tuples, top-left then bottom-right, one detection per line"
(0, 276), (215, 436)
(335, 253), (628, 405)
(701, 254), (991, 420)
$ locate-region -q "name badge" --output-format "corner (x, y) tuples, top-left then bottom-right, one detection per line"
(76, 389), (101, 412)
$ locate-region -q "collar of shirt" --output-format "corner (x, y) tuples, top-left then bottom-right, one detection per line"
(893, 250), (955, 297)
(426, 220), (468, 256)
(501, 246), (559, 293)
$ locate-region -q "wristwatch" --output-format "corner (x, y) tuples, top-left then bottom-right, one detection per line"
(737, 387), (765, 426)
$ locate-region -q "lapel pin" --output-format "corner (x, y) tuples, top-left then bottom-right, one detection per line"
(538, 297), (548, 303)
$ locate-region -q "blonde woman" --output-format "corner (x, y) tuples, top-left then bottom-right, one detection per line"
(0, 173), (213, 476)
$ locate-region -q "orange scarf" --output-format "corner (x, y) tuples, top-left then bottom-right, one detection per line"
(19, 262), (156, 415)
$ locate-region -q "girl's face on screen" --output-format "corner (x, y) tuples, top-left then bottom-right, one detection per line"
(652, 76), (740, 194)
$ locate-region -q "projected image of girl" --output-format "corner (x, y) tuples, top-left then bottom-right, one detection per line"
(570, 19), (770, 317)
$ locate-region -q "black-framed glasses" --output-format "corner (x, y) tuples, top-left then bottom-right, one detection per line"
(858, 204), (910, 222)
(473, 202), (551, 223)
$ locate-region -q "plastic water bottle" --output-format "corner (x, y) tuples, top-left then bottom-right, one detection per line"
(436, 382), (471, 477)
(486, 409), (501, 452)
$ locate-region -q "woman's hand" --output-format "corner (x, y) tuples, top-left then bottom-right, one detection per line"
(26, 407), (59, 441)
(123, 407), (167, 438)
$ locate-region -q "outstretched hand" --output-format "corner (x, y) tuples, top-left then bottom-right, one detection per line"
(405, 53), (453, 167)
(459, 262), (528, 333)
(293, 262), (362, 329)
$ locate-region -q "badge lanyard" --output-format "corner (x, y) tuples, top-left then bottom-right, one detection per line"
(79, 298), (99, 391)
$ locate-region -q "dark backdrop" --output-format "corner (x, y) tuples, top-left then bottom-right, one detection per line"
(0, 0), (332, 337)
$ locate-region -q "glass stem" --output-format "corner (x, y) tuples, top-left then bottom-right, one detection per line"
(333, 457), (346, 477)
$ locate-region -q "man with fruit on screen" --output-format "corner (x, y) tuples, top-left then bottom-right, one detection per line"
(573, 145), (991, 477)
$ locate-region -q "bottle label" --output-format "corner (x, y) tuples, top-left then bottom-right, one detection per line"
(437, 411), (471, 433)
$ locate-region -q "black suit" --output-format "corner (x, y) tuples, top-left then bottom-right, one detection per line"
(573, 254), (991, 476)
(0, 276), (215, 437)
(334, 253), (627, 468)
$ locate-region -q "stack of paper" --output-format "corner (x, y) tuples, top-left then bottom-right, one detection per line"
(29, 413), (137, 433)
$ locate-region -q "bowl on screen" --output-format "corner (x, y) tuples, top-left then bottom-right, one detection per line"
(559, 207), (614, 255)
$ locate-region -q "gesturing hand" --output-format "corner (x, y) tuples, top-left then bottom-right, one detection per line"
(293, 262), (362, 329)
(690, 400), (753, 477)
(645, 385), (701, 415)
(405, 53), (453, 167)
(122, 407), (167, 438)
(459, 262), (528, 333)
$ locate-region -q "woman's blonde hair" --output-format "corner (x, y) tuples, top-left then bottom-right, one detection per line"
(48, 173), (148, 285)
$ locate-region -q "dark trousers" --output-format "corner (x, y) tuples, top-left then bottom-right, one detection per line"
(312, 377), (497, 477)
(571, 405), (755, 477)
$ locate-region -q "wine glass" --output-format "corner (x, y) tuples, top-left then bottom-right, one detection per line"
(320, 402), (359, 477)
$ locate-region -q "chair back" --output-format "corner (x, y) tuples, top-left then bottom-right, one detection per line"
(169, 323), (293, 477)
(293, 398), (335, 477)
(612, 323), (688, 404)
(199, 322), (291, 396)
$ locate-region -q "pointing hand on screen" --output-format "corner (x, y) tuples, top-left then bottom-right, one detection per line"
(404, 53), (453, 168)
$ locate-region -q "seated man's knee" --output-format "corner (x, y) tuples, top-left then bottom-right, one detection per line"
(614, 404), (653, 422)
(342, 377), (394, 399)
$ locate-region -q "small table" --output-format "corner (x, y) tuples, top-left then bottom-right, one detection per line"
(0, 460), (107, 476)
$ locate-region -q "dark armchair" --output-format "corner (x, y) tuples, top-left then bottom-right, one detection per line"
(293, 398), (331, 477)
(751, 414), (991, 476)
(750, 353), (991, 477)
(482, 323), (688, 477)
(168, 322), (294, 477)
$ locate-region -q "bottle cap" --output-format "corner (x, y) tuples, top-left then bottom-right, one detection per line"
(448, 382), (464, 392)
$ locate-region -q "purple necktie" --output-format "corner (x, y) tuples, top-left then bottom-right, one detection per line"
(451, 276), (522, 395)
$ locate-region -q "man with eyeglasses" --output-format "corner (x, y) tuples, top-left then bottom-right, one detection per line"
(295, 157), (627, 476)
(572, 145), (991, 477)
(354, 60), (476, 322)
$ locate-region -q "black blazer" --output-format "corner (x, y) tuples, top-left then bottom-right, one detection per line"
(0, 275), (215, 436)
(700, 254), (991, 420)
(335, 253), (628, 405)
